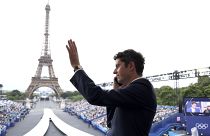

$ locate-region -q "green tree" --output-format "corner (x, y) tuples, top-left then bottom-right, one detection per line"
(0, 84), (3, 95)
(182, 84), (203, 97)
(203, 88), (210, 97)
(60, 91), (83, 102)
(156, 86), (177, 105)
(197, 76), (210, 88)
(70, 95), (83, 102)
(6, 90), (26, 100)
(10, 90), (21, 96)
(61, 91), (71, 99)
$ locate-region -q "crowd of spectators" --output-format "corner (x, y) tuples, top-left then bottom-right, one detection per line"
(0, 99), (30, 136)
(153, 105), (178, 123)
(64, 99), (178, 134)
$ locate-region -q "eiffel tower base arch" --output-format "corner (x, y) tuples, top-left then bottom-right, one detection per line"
(26, 77), (63, 99)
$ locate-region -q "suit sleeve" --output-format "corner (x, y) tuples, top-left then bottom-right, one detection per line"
(70, 70), (156, 112)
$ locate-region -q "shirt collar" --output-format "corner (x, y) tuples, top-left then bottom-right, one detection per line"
(131, 77), (142, 83)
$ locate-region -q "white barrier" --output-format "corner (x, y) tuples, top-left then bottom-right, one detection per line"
(24, 108), (93, 136)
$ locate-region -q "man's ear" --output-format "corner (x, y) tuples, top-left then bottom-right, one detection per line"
(128, 61), (135, 71)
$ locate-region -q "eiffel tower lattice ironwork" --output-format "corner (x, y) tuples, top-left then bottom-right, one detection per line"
(26, 3), (63, 98)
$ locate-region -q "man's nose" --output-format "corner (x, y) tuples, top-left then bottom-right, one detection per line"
(113, 69), (117, 74)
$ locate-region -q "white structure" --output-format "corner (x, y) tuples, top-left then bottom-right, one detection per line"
(25, 98), (31, 109)
(191, 127), (199, 136)
(24, 108), (93, 136)
(60, 99), (65, 109)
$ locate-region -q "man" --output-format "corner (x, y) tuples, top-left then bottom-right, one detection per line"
(204, 105), (210, 113)
(66, 39), (157, 136)
(187, 101), (201, 113)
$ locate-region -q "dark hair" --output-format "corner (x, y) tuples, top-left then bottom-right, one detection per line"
(114, 49), (145, 76)
(191, 101), (196, 105)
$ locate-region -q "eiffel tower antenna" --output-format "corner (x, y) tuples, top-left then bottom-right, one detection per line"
(26, 3), (63, 98)
(42, 2), (51, 57)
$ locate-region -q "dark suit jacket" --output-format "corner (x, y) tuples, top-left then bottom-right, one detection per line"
(70, 70), (157, 136)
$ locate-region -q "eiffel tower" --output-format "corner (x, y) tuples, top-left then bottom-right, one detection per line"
(26, 3), (63, 98)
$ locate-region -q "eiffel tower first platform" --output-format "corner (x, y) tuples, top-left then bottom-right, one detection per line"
(26, 3), (63, 98)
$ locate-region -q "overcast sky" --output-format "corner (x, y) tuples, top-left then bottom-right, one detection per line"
(0, 0), (210, 92)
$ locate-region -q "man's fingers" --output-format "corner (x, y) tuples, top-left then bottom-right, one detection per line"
(68, 39), (77, 53)
(66, 39), (80, 67)
(66, 45), (70, 52)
